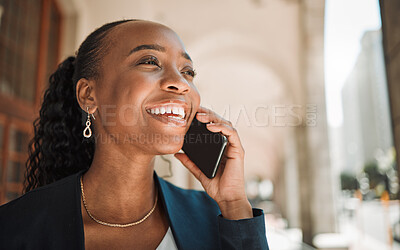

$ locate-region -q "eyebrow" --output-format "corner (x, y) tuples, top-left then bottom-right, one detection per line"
(128, 44), (165, 54)
(127, 44), (192, 62)
(181, 52), (192, 62)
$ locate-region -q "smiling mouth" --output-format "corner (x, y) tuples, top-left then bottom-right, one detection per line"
(145, 104), (188, 127)
(147, 111), (187, 127)
(145, 99), (191, 127)
(146, 105), (186, 119)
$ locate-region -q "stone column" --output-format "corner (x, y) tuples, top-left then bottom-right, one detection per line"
(380, 0), (400, 188)
(296, 0), (336, 244)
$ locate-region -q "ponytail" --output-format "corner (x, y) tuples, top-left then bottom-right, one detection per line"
(24, 57), (94, 192)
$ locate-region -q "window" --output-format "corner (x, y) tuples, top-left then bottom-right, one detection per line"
(0, 0), (62, 205)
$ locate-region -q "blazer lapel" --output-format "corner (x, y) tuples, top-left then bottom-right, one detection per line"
(154, 172), (221, 250)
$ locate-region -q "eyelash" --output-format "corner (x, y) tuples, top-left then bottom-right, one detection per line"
(183, 69), (197, 78)
(139, 56), (160, 66)
(138, 56), (197, 78)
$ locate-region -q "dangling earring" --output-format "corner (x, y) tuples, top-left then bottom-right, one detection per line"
(83, 107), (95, 138)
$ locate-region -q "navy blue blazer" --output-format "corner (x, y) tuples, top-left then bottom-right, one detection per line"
(0, 170), (269, 249)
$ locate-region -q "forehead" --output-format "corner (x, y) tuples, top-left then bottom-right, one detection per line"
(106, 21), (187, 56)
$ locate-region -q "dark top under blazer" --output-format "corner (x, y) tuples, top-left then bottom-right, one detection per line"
(0, 170), (269, 250)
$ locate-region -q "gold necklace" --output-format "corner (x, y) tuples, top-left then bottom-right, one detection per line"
(80, 176), (158, 228)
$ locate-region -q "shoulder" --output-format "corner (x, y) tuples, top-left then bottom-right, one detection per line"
(0, 172), (78, 214)
(0, 172), (81, 241)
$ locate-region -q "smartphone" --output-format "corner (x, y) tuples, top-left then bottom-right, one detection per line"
(182, 115), (228, 178)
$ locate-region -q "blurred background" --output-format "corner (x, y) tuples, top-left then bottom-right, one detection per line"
(0, 0), (399, 249)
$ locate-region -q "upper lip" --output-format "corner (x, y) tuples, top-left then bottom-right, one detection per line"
(145, 99), (191, 120)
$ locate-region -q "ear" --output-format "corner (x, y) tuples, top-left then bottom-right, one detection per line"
(76, 78), (97, 114)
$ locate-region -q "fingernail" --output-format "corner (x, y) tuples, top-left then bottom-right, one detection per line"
(197, 113), (207, 116)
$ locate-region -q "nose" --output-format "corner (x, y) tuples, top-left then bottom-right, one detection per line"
(159, 68), (191, 94)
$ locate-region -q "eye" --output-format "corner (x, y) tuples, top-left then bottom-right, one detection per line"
(137, 56), (160, 67)
(182, 68), (197, 78)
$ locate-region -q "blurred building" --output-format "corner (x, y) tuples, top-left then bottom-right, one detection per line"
(341, 30), (393, 172)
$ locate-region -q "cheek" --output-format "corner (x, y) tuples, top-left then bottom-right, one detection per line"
(117, 104), (142, 127)
(191, 87), (201, 113)
(116, 87), (150, 127)
(97, 82), (150, 128)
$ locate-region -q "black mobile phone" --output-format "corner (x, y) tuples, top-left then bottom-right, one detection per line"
(182, 116), (228, 178)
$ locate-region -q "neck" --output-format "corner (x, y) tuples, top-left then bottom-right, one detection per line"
(82, 139), (157, 223)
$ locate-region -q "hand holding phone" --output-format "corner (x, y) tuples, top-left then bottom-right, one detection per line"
(175, 107), (252, 220)
(182, 116), (227, 178)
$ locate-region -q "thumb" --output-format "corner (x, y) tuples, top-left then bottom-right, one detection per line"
(174, 153), (209, 185)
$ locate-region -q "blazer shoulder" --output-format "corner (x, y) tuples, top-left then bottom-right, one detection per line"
(0, 172), (84, 248)
(1, 172), (77, 210)
(156, 176), (220, 214)
(0, 172), (80, 229)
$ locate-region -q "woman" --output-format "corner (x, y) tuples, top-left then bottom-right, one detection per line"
(0, 19), (269, 249)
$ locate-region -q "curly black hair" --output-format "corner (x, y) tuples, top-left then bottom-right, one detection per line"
(24, 19), (137, 193)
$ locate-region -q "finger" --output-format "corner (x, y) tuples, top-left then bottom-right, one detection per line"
(196, 106), (224, 121)
(197, 106), (212, 114)
(196, 107), (231, 125)
(174, 153), (210, 185)
(206, 123), (244, 154)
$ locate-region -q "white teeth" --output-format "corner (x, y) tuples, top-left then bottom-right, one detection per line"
(172, 107), (179, 115)
(178, 107), (184, 118)
(147, 105), (186, 119)
(160, 107), (166, 114)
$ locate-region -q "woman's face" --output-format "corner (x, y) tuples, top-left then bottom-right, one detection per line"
(94, 21), (200, 155)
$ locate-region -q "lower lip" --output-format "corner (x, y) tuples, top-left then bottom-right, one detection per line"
(146, 112), (187, 127)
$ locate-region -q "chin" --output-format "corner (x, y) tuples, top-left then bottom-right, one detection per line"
(154, 135), (184, 155)
(157, 144), (183, 155)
